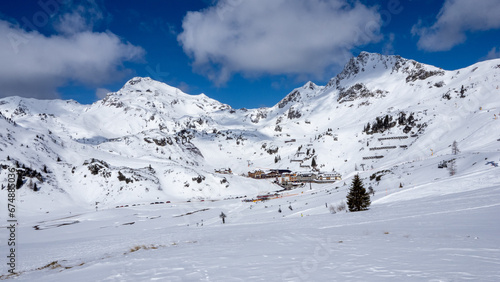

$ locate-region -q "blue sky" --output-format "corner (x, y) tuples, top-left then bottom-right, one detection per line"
(0, 0), (499, 109)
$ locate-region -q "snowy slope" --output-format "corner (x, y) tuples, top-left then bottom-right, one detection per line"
(3, 166), (500, 281)
(0, 52), (499, 208)
(1, 52), (500, 280)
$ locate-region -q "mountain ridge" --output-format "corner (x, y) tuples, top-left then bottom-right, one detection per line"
(1, 52), (499, 210)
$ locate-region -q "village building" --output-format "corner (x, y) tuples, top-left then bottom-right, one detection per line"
(268, 169), (291, 177)
(280, 172), (298, 184)
(296, 172), (317, 182)
(248, 169), (291, 179)
(248, 170), (265, 179)
(215, 168), (232, 174)
(315, 172), (342, 183)
(249, 168), (342, 185)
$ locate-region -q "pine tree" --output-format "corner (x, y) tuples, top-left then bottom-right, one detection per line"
(346, 174), (371, 212)
(274, 155), (281, 163)
(452, 140), (460, 155)
(448, 159), (457, 176)
(383, 115), (390, 129)
(16, 173), (23, 189)
(408, 113), (415, 125)
(364, 122), (371, 133)
(460, 85), (466, 98)
(371, 121), (378, 133)
(398, 112), (406, 126)
(311, 157), (317, 168)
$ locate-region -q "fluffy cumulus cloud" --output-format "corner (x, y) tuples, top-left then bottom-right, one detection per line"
(412, 0), (500, 51)
(178, 0), (382, 84)
(0, 2), (144, 99)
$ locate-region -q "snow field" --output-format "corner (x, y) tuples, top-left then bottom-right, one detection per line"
(3, 168), (499, 281)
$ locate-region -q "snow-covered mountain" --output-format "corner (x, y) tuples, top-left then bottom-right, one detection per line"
(1, 52), (499, 210)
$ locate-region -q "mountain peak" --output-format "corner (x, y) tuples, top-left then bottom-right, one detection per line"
(303, 81), (318, 90)
(341, 52), (401, 76)
(275, 80), (324, 109)
(121, 77), (180, 93)
(126, 77), (153, 86)
(97, 76), (231, 118)
(326, 52), (445, 90)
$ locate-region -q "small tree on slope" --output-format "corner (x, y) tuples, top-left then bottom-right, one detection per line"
(452, 140), (460, 155)
(346, 174), (371, 212)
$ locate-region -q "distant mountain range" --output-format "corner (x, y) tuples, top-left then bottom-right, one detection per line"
(1, 52), (499, 209)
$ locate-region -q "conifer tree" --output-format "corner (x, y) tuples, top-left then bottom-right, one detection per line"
(16, 173), (23, 189)
(383, 115), (390, 128)
(346, 174), (371, 212)
(460, 85), (466, 98)
(452, 140), (460, 155)
(448, 159), (457, 176)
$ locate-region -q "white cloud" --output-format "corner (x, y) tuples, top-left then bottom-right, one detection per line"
(412, 0), (500, 51)
(178, 0), (382, 84)
(484, 47), (500, 60)
(95, 87), (111, 99)
(176, 82), (191, 93)
(382, 33), (396, 55)
(0, 3), (144, 100)
(53, 0), (104, 35)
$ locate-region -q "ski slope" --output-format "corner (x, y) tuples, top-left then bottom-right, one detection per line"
(3, 163), (500, 281)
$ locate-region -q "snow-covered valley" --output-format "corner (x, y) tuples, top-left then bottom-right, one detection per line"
(5, 166), (500, 281)
(1, 52), (500, 280)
